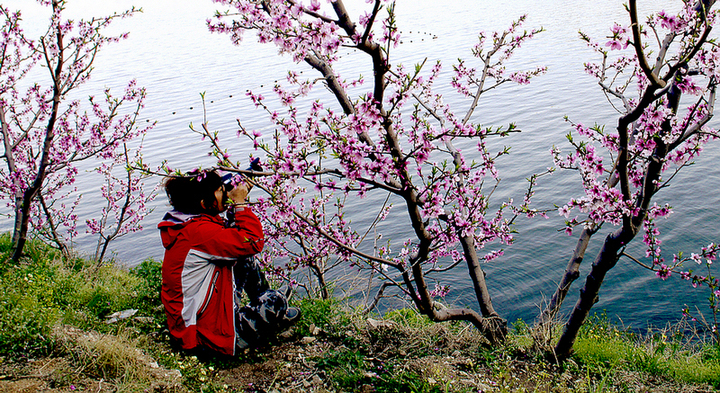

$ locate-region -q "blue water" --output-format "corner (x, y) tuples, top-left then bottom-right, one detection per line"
(2, 0), (720, 329)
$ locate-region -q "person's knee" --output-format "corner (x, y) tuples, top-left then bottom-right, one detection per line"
(234, 289), (290, 350)
(254, 289), (288, 324)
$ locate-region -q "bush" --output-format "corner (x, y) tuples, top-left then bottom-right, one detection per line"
(0, 236), (163, 357)
(130, 258), (164, 318)
(296, 296), (351, 338)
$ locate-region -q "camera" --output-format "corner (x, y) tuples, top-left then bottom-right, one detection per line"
(220, 158), (263, 192)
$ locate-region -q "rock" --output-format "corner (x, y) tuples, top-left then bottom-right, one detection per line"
(359, 384), (375, 393)
(105, 309), (138, 324)
(150, 368), (183, 391)
(301, 336), (317, 344)
(367, 318), (397, 329)
(133, 316), (154, 324)
(311, 374), (323, 385)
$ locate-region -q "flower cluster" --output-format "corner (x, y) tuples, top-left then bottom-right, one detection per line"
(452, 16), (546, 98)
(209, 0), (342, 63)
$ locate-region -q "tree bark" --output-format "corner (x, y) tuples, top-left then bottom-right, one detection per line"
(11, 23), (64, 262)
(553, 227), (630, 360)
(538, 226), (595, 326)
(460, 235), (502, 318)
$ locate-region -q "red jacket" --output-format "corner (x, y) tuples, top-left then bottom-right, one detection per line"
(158, 207), (264, 355)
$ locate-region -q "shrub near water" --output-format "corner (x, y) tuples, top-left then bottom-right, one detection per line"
(0, 234), (162, 356)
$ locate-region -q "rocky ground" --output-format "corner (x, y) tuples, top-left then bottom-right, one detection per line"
(0, 319), (716, 392)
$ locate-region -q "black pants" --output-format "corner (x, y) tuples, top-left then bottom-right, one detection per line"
(233, 257), (288, 349)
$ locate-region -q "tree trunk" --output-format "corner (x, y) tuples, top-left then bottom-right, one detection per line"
(460, 234), (508, 342)
(538, 226), (595, 326)
(11, 193), (32, 261)
(10, 10), (64, 262)
(460, 235), (503, 318)
(553, 227), (630, 360)
(554, 116), (669, 361)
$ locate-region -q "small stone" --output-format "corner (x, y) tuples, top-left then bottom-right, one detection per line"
(301, 336), (316, 344)
(134, 316), (154, 324)
(311, 375), (323, 385)
(367, 318), (397, 329)
(428, 378), (436, 385)
(105, 308), (138, 324)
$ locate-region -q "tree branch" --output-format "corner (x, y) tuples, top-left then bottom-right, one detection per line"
(629, 0), (666, 88)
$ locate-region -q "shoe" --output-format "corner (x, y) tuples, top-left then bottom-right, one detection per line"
(284, 307), (301, 324)
(278, 307), (301, 331)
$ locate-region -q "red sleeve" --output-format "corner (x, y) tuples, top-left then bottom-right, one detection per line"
(231, 206), (265, 252)
(186, 208), (265, 261)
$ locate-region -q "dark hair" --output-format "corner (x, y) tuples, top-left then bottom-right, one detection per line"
(163, 170), (224, 214)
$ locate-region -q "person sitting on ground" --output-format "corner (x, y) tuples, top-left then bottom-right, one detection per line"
(158, 169), (299, 355)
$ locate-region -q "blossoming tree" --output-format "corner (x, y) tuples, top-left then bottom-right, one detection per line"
(0, 0), (152, 262)
(202, 0), (546, 343)
(540, 0), (720, 360)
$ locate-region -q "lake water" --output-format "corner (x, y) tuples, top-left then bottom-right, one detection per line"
(3, 0), (720, 329)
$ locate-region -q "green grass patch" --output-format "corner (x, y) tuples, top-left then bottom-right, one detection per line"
(0, 235), (163, 356)
(295, 296), (353, 338)
(383, 307), (434, 328)
(574, 313), (720, 388)
(315, 347), (443, 392)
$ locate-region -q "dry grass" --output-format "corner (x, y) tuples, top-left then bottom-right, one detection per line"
(49, 325), (183, 392)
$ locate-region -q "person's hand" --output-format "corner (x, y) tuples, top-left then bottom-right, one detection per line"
(227, 181), (250, 205)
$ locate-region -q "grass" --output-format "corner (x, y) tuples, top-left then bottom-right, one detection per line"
(573, 313), (720, 389)
(2, 234), (720, 392)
